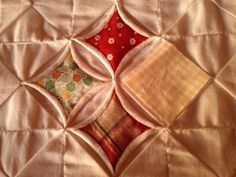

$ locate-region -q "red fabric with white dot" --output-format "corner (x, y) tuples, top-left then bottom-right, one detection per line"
(86, 11), (148, 71)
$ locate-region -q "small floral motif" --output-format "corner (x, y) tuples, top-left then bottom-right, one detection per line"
(107, 54), (113, 61)
(94, 35), (101, 41)
(85, 11), (148, 71)
(108, 37), (115, 44)
(129, 38), (136, 45)
(117, 22), (124, 29)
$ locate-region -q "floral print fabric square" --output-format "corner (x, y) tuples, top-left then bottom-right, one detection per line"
(86, 11), (147, 70)
(36, 52), (101, 115)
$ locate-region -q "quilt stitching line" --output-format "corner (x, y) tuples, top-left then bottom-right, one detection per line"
(214, 54), (236, 78)
(70, 0), (75, 37)
(165, 131), (170, 177)
(162, 0), (236, 36)
(168, 131), (221, 177)
(25, 86), (64, 128)
(214, 80), (236, 100)
(211, 0), (236, 20)
(172, 127), (236, 131)
(0, 4), (33, 37)
(116, 129), (165, 177)
(62, 132), (66, 177)
(162, 0), (197, 35)
(68, 130), (113, 177)
(163, 32), (236, 40)
(0, 129), (61, 133)
(0, 39), (67, 45)
(0, 85), (20, 109)
(0, 59), (21, 83)
(170, 78), (214, 127)
(32, 5), (68, 38)
(157, 0), (162, 34)
(73, 3), (115, 39)
(13, 131), (62, 177)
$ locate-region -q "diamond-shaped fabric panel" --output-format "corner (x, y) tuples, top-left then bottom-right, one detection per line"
(122, 40), (211, 125)
(86, 10), (148, 71)
(36, 52), (101, 115)
(81, 94), (149, 167)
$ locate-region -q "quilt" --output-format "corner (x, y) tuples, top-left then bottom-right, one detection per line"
(0, 0), (236, 177)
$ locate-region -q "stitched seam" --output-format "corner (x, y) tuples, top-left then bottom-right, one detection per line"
(172, 127), (236, 130)
(32, 5), (67, 38)
(157, 0), (162, 34)
(0, 129), (61, 133)
(169, 131), (220, 177)
(163, 32), (236, 39)
(68, 130), (113, 177)
(170, 78), (214, 126)
(25, 86), (64, 128)
(0, 85), (20, 109)
(62, 132), (66, 177)
(70, 0), (75, 37)
(14, 132), (61, 177)
(0, 5), (33, 36)
(215, 55), (236, 78)
(211, 0), (236, 20)
(214, 80), (236, 100)
(0, 39), (67, 45)
(118, 129), (165, 177)
(163, 0), (196, 35)
(165, 131), (170, 177)
(0, 59), (21, 82)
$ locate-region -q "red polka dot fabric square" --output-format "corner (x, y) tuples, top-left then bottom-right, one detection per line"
(86, 10), (148, 71)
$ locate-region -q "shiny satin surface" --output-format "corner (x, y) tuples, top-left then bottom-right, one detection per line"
(0, 0), (236, 177)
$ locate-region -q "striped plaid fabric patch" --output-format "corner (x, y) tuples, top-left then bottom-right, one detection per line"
(81, 94), (149, 167)
(122, 40), (211, 125)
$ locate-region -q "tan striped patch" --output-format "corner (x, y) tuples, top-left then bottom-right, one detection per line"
(123, 40), (211, 125)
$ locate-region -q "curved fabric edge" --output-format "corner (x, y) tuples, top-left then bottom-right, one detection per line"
(22, 82), (66, 127)
(115, 37), (163, 128)
(211, 0), (236, 20)
(26, 41), (70, 83)
(67, 129), (114, 176)
(74, 3), (116, 39)
(71, 39), (114, 81)
(115, 128), (164, 176)
(115, 37), (161, 77)
(67, 82), (114, 129)
(115, 0), (156, 37)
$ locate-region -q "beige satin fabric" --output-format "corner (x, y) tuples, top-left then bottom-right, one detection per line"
(0, 0), (236, 177)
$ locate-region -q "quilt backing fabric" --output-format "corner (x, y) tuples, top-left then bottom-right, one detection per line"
(0, 0), (236, 177)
